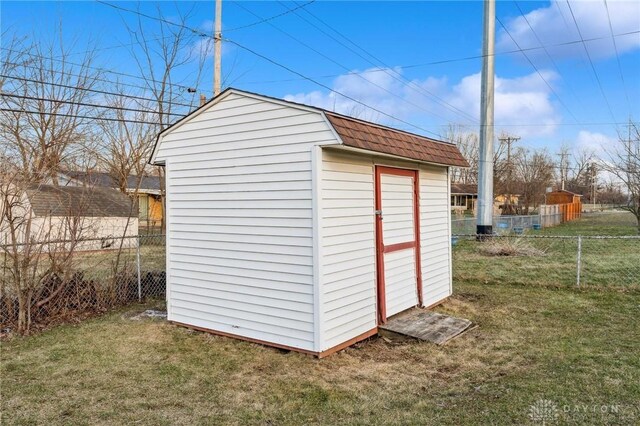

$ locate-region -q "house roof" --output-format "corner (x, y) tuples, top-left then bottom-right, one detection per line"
(151, 88), (469, 168)
(25, 185), (136, 218)
(62, 171), (162, 192)
(548, 189), (583, 196)
(450, 183), (478, 195)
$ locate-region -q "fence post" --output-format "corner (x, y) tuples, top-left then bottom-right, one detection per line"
(137, 235), (142, 302)
(576, 236), (582, 287)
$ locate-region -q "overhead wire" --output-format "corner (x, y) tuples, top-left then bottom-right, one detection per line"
(233, 1), (465, 129)
(0, 107), (161, 125)
(566, 0), (617, 122)
(2, 59), (198, 100)
(96, 0), (449, 138)
(496, 16), (581, 124)
(225, 0), (316, 32)
(223, 38), (446, 138)
(0, 93), (184, 117)
(602, 0), (631, 111)
(0, 74), (196, 109)
(278, 0), (479, 124)
(1, 47), (197, 93)
(513, 2), (587, 114)
(235, 30), (640, 84)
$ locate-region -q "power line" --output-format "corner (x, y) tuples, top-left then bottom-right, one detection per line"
(3, 60), (196, 100)
(0, 107), (164, 125)
(603, 0), (631, 111)
(94, 0), (450, 138)
(236, 29), (640, 85)
(513, 2), (587, 115)
(0, 93), (184, 117)
(226, 1), (316, 32)
(279, 0), (479, 124)
(223, 38), (447, 139)
(497, 16), (580, 124)
(233, 2), (467, 127)
(1, 74), (195, 109)
(566, 0), (617, 122)
(1, 47), (196, 94)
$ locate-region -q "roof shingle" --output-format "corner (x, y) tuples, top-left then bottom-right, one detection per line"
(26, 185), (136, 218)
(324, 112), (469, 168)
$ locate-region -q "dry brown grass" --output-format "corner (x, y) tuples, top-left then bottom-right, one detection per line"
(478, 237), (547, 257)
(2, 282), (639, 425)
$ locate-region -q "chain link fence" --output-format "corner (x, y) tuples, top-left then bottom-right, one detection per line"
(451, 214), (564, 235)
(452, 235), (640, 288)
(0, 234), (165, 334)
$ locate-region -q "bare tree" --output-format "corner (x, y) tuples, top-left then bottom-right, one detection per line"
(513, 147), (555, 214)
(120, 5), (208, 233)
(0, 36), (99, 184)
(447, 125), (479, 184)
(0, 164), (89, 334)
(601, 122), (640, 232)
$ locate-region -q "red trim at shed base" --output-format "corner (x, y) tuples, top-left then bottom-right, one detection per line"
(170, 321), (378, 358)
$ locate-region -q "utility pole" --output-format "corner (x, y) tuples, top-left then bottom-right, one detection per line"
(557, 151), (569, 190)
(590, 162), (598, 207)
(213, 0), (222, 96)
(477, 0), (496, 237)
(498, 135), (520, 214)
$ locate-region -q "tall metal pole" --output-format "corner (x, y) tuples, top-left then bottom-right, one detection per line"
(477, 0), (496, 236)
(213, 0), (222, 96)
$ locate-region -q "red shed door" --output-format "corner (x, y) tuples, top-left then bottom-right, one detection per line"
(375, 166), (422, 324)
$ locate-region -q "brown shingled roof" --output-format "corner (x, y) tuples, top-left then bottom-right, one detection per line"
(450, 183), (478, 195)
(324, 112), (469, 168)
(26, 185), (136, 218)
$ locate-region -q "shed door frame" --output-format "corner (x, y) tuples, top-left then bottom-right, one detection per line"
(374, 165), (422, 324)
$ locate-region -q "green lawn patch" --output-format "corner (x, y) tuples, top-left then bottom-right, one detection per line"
(2, 283), (639, 425)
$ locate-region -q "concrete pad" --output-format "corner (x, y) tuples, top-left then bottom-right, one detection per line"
(379, 308), (474, 345)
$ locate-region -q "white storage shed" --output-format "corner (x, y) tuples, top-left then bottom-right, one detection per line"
(150, 88), (468, 357)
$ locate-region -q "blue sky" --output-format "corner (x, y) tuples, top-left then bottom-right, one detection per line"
(2, 1), (639, 153)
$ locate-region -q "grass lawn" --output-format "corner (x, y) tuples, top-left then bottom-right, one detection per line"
(537, 211), (639, 236)
(453, 212), (640, 288)
(2, 281), (639, 425)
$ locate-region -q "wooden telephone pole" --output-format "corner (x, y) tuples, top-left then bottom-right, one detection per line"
(498, 135), (520, 214)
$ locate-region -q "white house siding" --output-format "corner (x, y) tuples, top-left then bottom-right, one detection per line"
(0, 215), (138, 252)
(319, 148), (452, 350)
(155, 93), (338, 352)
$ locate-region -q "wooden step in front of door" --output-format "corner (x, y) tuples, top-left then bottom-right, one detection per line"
(379, 308), (474, 345)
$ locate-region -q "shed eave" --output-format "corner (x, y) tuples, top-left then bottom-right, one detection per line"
(322, 145), (462, 168)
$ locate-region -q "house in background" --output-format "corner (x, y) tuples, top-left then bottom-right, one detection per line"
(451, 183), (520, 215)
(149, 88), (468, 357)
(59, 171), (163, 229)
(450, 183), (477, 212)
(0, 184), (138, 250)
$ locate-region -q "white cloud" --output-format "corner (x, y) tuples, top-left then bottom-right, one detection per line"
(497, 0), (640, 60)
(448, 71), (560, 137)
(285, 67), (561, 139)
(575, 130), (617, 153)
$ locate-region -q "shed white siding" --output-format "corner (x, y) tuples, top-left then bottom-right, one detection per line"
(419, 166), (454, 307)
(155, 93), (338, 351)
(318, 149), (452, 351)
(319, 150), (376, 350)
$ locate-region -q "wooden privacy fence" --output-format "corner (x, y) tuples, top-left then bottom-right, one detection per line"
(539, 203), (581, 225)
